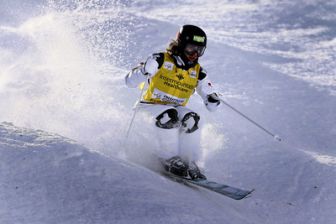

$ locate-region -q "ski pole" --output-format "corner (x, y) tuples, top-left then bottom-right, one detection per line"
(124, 79), (148, 141)
(218, 97), (282, 142)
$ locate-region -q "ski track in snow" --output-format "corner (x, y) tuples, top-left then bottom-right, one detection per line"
(1, 0), (336, 223)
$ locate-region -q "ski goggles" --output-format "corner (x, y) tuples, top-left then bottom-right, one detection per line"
(184, 44), (206, 57)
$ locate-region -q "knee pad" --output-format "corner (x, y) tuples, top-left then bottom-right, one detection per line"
(181, 112), (200, 133)
(155, 108), (181, 129)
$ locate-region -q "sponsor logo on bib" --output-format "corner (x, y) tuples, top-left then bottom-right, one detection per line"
(163, 62), (174, 71)
(190, 70), (197, 78)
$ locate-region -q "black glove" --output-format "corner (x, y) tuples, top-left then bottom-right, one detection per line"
(207, 93), (220, 105)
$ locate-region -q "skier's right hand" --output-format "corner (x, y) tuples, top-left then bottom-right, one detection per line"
(125, 53), (162, 88)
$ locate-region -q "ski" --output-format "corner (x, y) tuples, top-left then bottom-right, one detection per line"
(162, 171), (254, 200)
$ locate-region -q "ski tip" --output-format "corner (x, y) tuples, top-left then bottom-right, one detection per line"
(234, 188), (255, 200)
(241, 189), (255, 200)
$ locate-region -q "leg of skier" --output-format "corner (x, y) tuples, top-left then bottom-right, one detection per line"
(176, 106), (206, 180)
(136, 103), (180, 159)
(134, 103), (205, 179)
(148, 105), (190, 177)
(137, 104), (191, 176)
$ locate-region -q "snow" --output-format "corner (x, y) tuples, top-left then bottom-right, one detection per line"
(1, 0), (336, 223)
(0, 122), (245, 224)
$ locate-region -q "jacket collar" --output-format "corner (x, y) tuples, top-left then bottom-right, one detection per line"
(172, 54), (197, 70)
(173, 55), (185, 67)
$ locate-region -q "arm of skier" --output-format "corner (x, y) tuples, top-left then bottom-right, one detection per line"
(125, 53), (164, 88)
(196, 68), (221, 112)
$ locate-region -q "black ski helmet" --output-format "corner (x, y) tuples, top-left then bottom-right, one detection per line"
(177, 25), (207, 50)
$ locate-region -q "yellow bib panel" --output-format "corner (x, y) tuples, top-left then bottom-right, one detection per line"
(143, 53), (200, 106)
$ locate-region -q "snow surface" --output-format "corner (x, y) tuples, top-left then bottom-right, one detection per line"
(1, 0), (336, 223)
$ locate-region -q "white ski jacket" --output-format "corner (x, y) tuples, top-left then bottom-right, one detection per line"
(125, 52), (220, 111)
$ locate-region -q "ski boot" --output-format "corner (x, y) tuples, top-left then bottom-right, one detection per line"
(188, 161), (207, 180)
(162, 156), (189, 177)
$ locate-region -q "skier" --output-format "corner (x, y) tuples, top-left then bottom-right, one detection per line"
(125, 25), (220, 180)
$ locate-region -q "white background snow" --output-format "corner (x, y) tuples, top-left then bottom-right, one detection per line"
(1, 0), (336, 223)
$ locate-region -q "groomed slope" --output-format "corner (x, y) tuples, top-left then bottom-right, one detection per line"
(0, 122), (252, 224)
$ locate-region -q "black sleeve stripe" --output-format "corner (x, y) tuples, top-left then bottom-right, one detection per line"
(198, 67), (207, 80)
(152, 53), (165, 68)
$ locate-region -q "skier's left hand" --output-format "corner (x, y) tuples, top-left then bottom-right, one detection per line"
(207, 93), (220, 105)
(204, 93), (221, 112)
